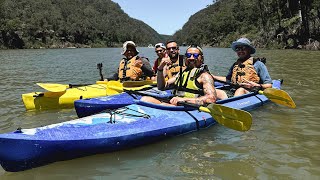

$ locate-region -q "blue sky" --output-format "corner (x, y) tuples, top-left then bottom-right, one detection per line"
(111, 0), (213, 35)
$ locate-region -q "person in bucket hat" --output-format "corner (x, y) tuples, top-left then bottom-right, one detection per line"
(212, 37), (272, 96)
(121, 41), (139, 55)
(106, 41), (153, 81)
(231, 37), (256, 54)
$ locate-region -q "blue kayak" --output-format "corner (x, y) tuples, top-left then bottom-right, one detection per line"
(74, 87), (173, 118)
(74, 82), (230, 118)
(0, 103), (213, 172)
(0, 80), (282, 172)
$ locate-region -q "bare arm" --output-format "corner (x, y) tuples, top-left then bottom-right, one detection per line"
(170, 72), (217, 105)
(211, 75), (227, 82)
(156, 55), (173, 90)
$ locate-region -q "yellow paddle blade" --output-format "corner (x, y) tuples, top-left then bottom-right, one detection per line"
(123, 85), (154, 91)
(123, 80), (156, 87)
(199, 104), (252, 132)
(36, 83), (68, 92)
(259, 88), (296, 108)
(106, 81), (123, 95)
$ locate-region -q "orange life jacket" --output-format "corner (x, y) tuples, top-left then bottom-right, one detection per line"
(165, 55), (186, 79)
(118, 56), (143, 81)
(231, 57), (260, 84)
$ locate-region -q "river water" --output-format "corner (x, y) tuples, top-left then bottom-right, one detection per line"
(0, 47), (319, 179)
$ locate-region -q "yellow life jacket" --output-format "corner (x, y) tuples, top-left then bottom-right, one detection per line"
(118, 56), (143, 81)
(231, 57), (260, 84)
(173, 68), (204, 98)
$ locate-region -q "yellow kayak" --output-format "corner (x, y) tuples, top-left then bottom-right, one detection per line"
(22, 80), (155, 110)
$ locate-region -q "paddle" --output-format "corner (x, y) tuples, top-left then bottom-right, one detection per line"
(108, 81), (154, 93)
(123, 87), (252, 131)
(214, 79), (296, 108)
(122, 80), (156, 87)
(178, 101), (252, 132)
(36, 83), (92, 92)
(258, 88), (296, 108)
(97, 63), (104, 81)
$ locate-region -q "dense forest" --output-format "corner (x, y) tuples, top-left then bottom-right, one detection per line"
(174, 0), (320, 50)
(0, 0), (165, 49)
(0, 0), (319, 50)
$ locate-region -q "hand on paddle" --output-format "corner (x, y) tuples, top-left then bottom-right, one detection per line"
(170, 97), (186, 106)
(239, 78), (261, 90)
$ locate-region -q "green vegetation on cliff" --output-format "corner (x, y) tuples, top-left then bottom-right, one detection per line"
(0, 0), (165, 49)
(1, 0), (319, 49)
(174, 0), (320, 49)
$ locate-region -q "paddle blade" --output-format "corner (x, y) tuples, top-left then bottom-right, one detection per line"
(106, 81), (123, 95)
(123, 85), (154, 91)
(200, 104), (252, 132)
(36, 83), (68, 92)
(123, 80), (156, 87)
(260, 88), (296, 108)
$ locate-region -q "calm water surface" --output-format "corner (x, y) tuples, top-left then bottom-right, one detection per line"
(0, 47), (319, 179)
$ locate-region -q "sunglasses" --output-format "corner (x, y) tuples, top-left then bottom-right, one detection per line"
(235, 46), (247, 52)
(185, 53), (200, 59)
(155, 50), (163, 53)
(166, 47), (178, 51)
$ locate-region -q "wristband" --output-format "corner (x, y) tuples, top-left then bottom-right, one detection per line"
(157, 68), (163, 72)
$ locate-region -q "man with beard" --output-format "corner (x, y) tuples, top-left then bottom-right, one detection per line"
(141, 45), (218, 106)
(159, 40), (186, 80)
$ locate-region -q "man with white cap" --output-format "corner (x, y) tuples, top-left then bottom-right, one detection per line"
(152, 43), (166, 73)
(107, 41), (154, 81)
(213, 37), (272, 96)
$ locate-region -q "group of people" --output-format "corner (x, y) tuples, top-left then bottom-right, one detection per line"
(106, 37), (272, 106)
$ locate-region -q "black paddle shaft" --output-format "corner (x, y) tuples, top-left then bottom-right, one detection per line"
(97, 63), (104, 81)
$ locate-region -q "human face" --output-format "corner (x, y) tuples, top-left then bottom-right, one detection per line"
(124, 46), (137, 59)
(166, 42), (179, 60)
(235, 46), (250, 60)
(155, 48), (165, 58)
(185, 47), (202, 68)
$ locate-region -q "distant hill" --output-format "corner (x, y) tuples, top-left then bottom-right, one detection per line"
(0, 0), (167, 49)
(173, 0), (320, 49)
(2, 0), (318, 50)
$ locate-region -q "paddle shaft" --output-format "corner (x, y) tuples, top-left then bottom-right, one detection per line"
(125, 90), (172, 103)
(97, 63), (104, 81)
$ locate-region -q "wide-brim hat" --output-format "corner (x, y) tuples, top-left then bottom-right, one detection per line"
(231, 37), (256, 54)
(122, 41), (139, 55)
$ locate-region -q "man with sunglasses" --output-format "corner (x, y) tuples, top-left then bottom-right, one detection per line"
(141, 45), (218, 106)
(213, 37), (272, 96)
(106, 41), (154, 81)
(157, 40), (186, 80)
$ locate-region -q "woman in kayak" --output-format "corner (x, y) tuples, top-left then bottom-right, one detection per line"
(106, 41), (154, 82)
(212, 37), (272, 96)
(141, 45), (226, 106)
